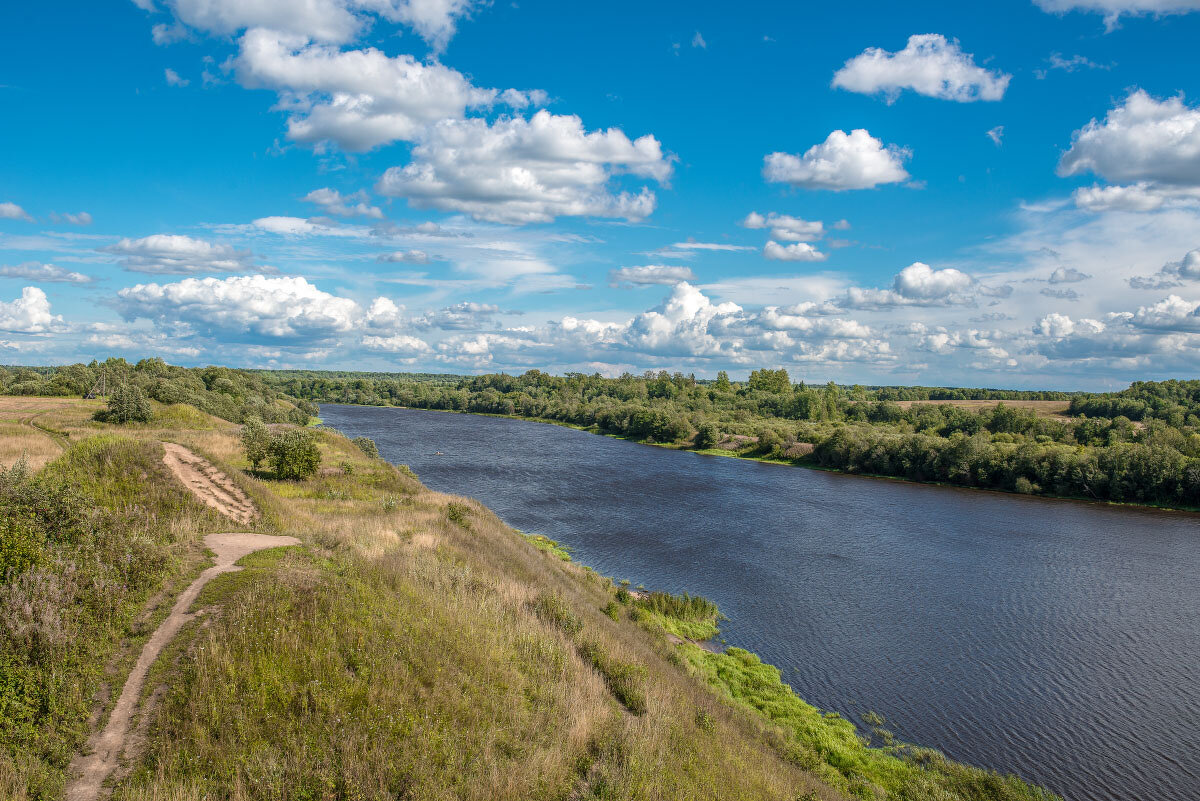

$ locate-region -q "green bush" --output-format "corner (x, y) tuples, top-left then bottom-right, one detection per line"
(694, 422), (720, 449)
(100, 383), (152, 424)
(268, 429), (321, 480)
(240, 417), (272, 471)
(446, 502), (470, 527)
(352, 436), (380, 458)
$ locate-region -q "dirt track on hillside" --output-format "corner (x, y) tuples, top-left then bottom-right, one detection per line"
(64, 531), (299, 801)
(162, 442), (258, 525)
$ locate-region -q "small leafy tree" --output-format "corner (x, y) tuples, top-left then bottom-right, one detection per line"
(268, 429), (321, 480)
(241, 416), (271, 471)
(352, 436), (379, 459)
(694, 422), (720, 450)
(103, 383), (152, 424)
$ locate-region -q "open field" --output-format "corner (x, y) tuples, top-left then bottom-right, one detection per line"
(0, 396), (99, 469)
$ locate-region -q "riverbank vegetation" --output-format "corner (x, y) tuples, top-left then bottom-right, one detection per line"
(258, 368), (1200, 509)
(1, 393), (1058, 800)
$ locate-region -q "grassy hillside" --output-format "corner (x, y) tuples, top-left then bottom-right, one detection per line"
(0, 397), (1057, 800)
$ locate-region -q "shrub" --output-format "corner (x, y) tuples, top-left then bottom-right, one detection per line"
(446, 502), (470, 527)
(1014, 476), (1039, 495)
(100, 383), (152, 424)
(240, 417), (272, 471)
(694, 422), (720, 450)
(602, 601), (620, 621)
(268, 429), (322, 480)
(352, 436), (379, 458)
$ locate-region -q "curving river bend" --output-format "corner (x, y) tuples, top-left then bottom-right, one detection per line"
(321, 404), (1200, 801)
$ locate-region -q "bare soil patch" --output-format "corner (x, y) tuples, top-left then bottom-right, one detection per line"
(161, 442), (257, 525)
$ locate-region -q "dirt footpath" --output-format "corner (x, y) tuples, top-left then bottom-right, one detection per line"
(162, 442), (258, 525)
(64, 532), (299, 801)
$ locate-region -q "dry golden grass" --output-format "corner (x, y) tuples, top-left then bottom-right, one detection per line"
(0, 422), (61, 470)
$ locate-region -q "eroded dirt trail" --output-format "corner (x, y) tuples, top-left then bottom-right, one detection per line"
(64, 532), (300, 801)
(162, 442), (258, 525)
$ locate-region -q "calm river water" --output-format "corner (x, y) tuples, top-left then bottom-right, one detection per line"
(322, 404), (1200, 801)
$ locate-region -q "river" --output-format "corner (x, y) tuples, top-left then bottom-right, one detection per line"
(321, 404), (1200, 801)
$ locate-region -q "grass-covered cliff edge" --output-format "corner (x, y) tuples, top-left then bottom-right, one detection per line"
(1, 394), (1057, 800)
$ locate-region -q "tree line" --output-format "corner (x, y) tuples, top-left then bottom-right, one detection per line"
(261, 368), (1200, 509)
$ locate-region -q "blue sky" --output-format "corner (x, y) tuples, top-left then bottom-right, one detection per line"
(3, 0), (1200, 388)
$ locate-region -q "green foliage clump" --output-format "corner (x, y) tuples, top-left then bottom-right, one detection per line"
(99, 383), (153, 423)
(446, 501), (471, 527)
(352, 436), (379, 458)
(521, 533), (570, 560)
(240, 417), (272, 471)
(268, 429), (321, 480)
(634, 590), (724, 641)
(2, 357), (312, 427)
(694, 421), (720, 449)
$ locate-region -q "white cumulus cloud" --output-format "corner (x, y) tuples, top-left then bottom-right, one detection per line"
(741, 211), (824, 241)
(1060, 91), (1200, 188)
(0, 287), (61, 333)
(117, 274), (367, 341)
(764, 129), (910, 191)
(1130, 249), (1200, 289)
(302, 187), (382, 218)
(377, 110), (672, 224)
(1033, 0), (1200, 30)
(233, 29), (496, 151)
(832, 34), (1010, 103)
(763, 241), (826, 262)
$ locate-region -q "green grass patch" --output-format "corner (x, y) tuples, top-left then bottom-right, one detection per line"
(521, 532), (571, 561)
(633, 590), (724, 642)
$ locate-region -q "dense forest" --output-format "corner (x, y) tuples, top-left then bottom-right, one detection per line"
(259, 368), (1200, 509)
(7, 361), (1200, 508)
